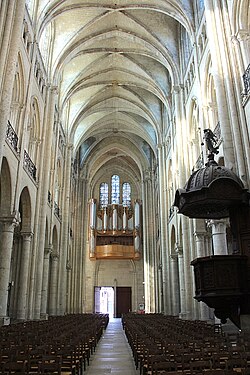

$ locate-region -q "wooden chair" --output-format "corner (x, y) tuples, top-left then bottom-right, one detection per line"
(211, 352), (230, 370)
(226, 357), (247, 372)
(151, 360), (178, 375)
(190, 359), (212, 373)
(142, 354), (167, 375)
(0, 360), (28, 374)
(37, 355), (62, 374)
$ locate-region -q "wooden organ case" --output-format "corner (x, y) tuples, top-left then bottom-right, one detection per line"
(88, 199), (141, 260)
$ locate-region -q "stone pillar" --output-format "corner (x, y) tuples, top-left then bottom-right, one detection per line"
(204, 0), (245, 177)
(66, 259), (72, 314)
(49, 252), (59, 316)
(40, 245), (52, 319)
(89, 198), (96, 258)
(208, 219), (229, 255)
(231, 34), (250, 181)
(16, 232), (33, 320)
(134, 201), (141, 258)
(194, 231), (207, 258)
(182, 216), (193, 319)
(0, 215), (19, 324)
(176, 246), (186, 319)
(134, 228), (141, 257)
(89, 229), (96, 258)
(194, 230), (210, 320)
(32, 86), (58, 320)
(157, 143), (171, 314)
(142, 169), (156, 312)
(58, 144), (73, 315)
(233, 30), (250, 70)
(173, 85), (188, 187)
(170, 253), (180, 316)
(0, 1), (26, 169)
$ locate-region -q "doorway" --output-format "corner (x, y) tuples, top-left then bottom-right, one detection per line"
(94, 287), (114, 317)
(94, 286), (132, 318)
(116, 287), (132, 318)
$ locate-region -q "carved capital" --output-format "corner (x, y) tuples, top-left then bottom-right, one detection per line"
(172, 84), (184, 94)
(51, 252), (59, 261)
(20, 232), (33, 241)
(0, 211), (20, 230)
(44, 245), (53, 258)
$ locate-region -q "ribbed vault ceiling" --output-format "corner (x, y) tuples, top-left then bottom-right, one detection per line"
(36, 0), (194, 180)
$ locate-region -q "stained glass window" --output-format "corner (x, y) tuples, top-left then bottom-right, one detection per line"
(122, 182), (131, 207)
(100, 183), (108, 207)
(111, 175), (120, 204)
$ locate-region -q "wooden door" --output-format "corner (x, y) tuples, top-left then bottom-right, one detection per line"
(116, 287), (131, 318)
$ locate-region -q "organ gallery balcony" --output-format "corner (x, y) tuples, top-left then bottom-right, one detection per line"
(88, 199), (142, 260)
(94, 230), (140, 260)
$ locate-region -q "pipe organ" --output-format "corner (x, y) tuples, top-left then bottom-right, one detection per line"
(88, 199), (142, 260)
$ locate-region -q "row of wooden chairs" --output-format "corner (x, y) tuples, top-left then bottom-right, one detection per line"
(122, 313), (250, 375)
(0, 313), (109, 374)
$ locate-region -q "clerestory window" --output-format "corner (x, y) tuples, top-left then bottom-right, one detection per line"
(99, 175), (131, 208)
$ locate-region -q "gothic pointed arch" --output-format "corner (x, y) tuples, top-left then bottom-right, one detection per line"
(18, 187), (32, 233)
(9, 53), (25, 143)
(0, 157), (12, 216)
(28, 96), (41, 167)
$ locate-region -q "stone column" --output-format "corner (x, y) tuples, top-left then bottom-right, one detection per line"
(233, 30), (250, 70)
(194, 231), (207, 258)
(157, 143), (171, 314)
(208, 219), (229, 255)
(0, 215), (19, 324)
(142, 169), (156, 312)
(175, 245), (186, 319)
(0, 1), (26, 168)
(194, 230), (210, 320)
(204, 0), (245, 177)
(134, 200), (141, 258)
(58, 144), (73, 315)
(182, 216), (193, 319)
(170, 253), (180, 316)
(32, 86), (58, 320)
(66, 260), (72, 314)
(49, 252), (59, 316)
(173, 85), (188, 187)
(89, 198), (96, 258)
(16, 232), (33, 320)
(40, 245), (52, 319)
(89, 229), (96, 258)
(231, 34), (250, 181)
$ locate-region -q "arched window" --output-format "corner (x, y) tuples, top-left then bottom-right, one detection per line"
(111, 175), (120, 204)
(100, 183), (108, 208)
(122, 182), (131, 207)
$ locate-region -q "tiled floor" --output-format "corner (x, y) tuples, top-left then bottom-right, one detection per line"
(84, 317), (139, 374)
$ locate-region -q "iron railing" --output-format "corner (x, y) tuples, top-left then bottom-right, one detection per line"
(6, 121), (18, 152)
(243, 64), (250, 95)
(24, 150), (37, 181)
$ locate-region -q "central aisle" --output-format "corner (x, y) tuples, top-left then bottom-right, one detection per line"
(84, 317), (139, 374)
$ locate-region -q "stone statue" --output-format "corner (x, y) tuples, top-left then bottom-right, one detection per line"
(202, 128), (219, 154)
